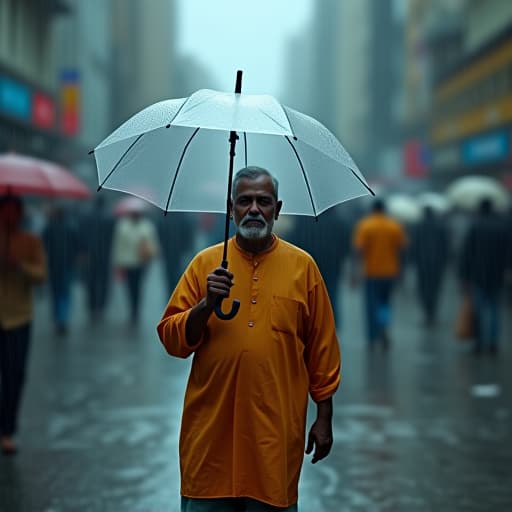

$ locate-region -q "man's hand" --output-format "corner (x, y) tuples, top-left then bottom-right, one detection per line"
(205, 266), (234, 309)
(305, 416), (333, 464)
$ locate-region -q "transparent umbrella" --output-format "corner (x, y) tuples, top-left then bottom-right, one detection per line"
(446, 175), (510, 212)
(92, 71), (373, 318)
(417, 191), (450, 215)
(387, 194), (422, 224)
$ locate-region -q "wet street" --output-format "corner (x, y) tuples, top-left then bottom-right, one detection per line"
(1, 260), (511, 512)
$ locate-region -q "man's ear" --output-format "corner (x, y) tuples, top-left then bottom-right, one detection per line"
(275, 200), (283, 220)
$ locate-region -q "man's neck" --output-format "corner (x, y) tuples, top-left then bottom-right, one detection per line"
(235, 233), (275, 255)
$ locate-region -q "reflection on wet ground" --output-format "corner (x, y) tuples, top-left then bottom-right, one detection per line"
(1, 265), (511, 511)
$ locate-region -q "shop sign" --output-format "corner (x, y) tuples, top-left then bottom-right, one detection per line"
(462, 130), (509, 166)
(60, 69), (80, 136)
(0, 74), (30, 121)
(33, 92), (56, 130)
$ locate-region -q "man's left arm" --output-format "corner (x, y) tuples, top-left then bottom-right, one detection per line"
(303, 273), (341, 464)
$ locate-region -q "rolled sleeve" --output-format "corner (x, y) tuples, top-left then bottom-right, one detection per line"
(304, 280), (341, 403)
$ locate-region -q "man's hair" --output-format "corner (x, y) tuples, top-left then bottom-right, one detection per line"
(479, 197), (493, 214)
(372, 198), (385, 212)
(232, 166), (279, 200)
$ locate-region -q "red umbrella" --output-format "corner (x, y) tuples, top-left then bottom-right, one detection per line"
(0, 153), (91, 199)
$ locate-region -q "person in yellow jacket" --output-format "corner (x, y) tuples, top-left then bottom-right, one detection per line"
(352, 198), (408, 349)
(158, 167), (341, 512)
(0, 196), (47, 455)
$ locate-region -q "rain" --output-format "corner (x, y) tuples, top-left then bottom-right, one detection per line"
(1, 1), (512, 511)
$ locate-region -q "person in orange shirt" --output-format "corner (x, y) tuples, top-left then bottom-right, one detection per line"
(157, 167), (341, 512)
(352, 198), (407, 349)
(0, 196), (47, 455)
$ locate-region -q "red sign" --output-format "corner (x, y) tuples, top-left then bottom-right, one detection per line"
(404, 140), (429, 178)
(32, 92), (56, 130)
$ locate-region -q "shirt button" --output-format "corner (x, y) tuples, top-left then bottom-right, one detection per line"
(252, 276), (258, 281)
(251, 298), (257, 304)
(253, 261), (258, 267)
(248, 321), (254, 327)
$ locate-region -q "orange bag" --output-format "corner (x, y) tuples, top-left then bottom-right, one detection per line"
(455, 295), (474, 340)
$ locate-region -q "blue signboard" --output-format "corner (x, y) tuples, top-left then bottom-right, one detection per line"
(0, 74), (31, 121)
(462, 130), (510, 166)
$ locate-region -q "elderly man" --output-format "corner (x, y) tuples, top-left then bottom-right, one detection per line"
(157, 166), (341, 512)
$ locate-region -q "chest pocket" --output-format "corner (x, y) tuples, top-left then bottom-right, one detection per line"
(271, 295), (300, 336)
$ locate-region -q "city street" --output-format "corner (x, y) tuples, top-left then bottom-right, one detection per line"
(1, 259), (511, 512)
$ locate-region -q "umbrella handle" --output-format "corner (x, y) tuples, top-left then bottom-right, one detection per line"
(214, 258), (240, 320)
(214, 296), (241, 320)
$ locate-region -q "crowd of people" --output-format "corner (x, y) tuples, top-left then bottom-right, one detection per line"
(1, 177), (511, 470)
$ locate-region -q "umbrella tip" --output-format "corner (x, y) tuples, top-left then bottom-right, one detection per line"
(96, 185), (102, 192)
(88, 149), (94, 155)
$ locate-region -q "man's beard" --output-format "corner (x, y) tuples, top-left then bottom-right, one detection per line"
(236, 214), (274, 240)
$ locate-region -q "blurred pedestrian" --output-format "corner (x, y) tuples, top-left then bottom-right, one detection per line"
(352, 198), (408, 349)
(410, 205), (450, 326)
(43, 203), (80, 336)
(156, 211), (194, 298)
(0, 196), (47, 455)
(79, 196), (115, 322)
(458, 198), (511, 355)
(112, 210), (159, 325)
(157, 167), (340, 511)
(288, 205), (351, 327)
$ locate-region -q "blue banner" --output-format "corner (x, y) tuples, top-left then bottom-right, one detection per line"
(462, 130), (510, 165)
(0, 74), (31, 120)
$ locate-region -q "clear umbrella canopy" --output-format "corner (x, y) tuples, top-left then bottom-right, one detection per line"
(446, 175), (510, 212)
(93, 88), (372, 216)
(386, 194), (422, 224)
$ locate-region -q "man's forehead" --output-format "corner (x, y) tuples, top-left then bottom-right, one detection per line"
(234, 176), (275, 196)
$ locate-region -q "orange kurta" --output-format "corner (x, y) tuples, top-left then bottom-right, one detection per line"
(157, 236), (341, 508)
(353, 213), (407, 278)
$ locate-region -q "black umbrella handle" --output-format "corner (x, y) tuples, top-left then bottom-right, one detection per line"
(214, 259), (240, 320)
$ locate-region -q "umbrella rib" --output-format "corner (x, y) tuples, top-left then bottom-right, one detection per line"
(280, 105), (297, 138)
(259, 109), (292, 134)
(349, 168), (376, 196)
(97, 133), (144, 191)
(164, 127), (201, 213)
(284, 136), (317, 218)
(169, 95), (215, 123)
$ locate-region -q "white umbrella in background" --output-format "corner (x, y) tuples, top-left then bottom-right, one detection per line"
(446, 175), (510, 212)
(417, 191), (450, 215)
(386, 194), (422, 224)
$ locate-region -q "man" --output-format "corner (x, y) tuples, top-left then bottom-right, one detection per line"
(79, 195), (115, 322)
(157, 166), (341, 511)
(410, 205), (450, 326)
(458, 198), (510, 354)
(352, 198), (407, 349)
(0, 196), (47, 454)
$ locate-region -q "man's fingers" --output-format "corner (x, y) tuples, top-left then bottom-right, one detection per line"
(305, 433), (314, 455)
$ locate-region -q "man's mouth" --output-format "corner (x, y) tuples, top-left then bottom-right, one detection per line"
(243, 219), (264, 226)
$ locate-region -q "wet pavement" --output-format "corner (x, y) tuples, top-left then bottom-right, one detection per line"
(1, 261), (511, 511)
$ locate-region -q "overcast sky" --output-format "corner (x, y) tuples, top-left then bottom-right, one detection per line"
(177, 0), (313, 96)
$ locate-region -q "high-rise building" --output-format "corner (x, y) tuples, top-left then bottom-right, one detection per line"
(0, 0), (70, 160)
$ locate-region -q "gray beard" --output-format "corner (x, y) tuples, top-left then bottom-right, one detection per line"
(236, 216), (274, 240)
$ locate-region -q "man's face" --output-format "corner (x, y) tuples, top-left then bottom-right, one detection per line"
(232, 175), (282, 240)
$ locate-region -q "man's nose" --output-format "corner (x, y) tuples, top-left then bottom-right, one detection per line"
(248, 200), (260, 214)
